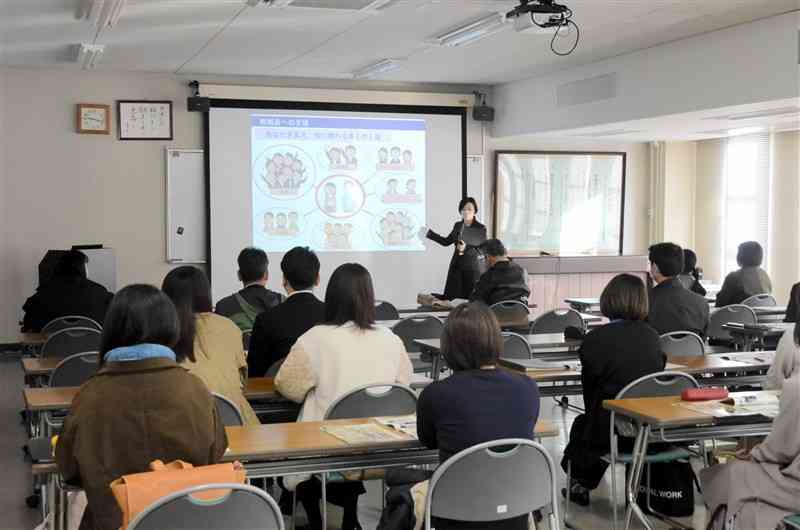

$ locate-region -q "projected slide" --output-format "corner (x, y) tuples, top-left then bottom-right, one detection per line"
(251, 115), (426, 252)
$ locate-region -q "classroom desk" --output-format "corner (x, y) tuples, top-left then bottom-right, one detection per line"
(564, 298), (600, 313)
(752, 305), (788, 320)
(378, 312), (602, 329)
(722, 322), (793, 351)
(0, 332), (47, 347)
(603, 392), (774, 530)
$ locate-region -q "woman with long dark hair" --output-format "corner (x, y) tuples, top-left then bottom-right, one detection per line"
(420, 197), (488, 300)
(162, 266), (259, 426)
(56, 284), (227, 530)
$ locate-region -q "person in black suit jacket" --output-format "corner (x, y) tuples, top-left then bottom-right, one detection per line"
(786, 283), (799, 323)
(561, 274), (665, 506)
(470, 239), (530, 306)
(22, 250), (113, 332)
(248, 247), (325, 377)
(647, 243), (710, 337)
(420, 197), (487, 300)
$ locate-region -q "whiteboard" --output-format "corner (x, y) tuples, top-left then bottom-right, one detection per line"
(166, 148), (207, 263)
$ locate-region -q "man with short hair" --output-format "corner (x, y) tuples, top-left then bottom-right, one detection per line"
(648, 242), (710, 337)
(470, 239), (530, 306)
(248, 247), (326, 377)
(215, 247), (283, 332)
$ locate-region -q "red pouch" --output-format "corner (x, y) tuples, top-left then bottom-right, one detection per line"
(681, 387), (729, 401)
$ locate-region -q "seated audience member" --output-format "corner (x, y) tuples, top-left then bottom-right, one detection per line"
(701, 370), (800, 529)
(469, 238), (530, 306)
(275, 263), (412, 530)
(785, 282), (799, 323)
(715, 241), (772, 307)
(676, 248), (707, 296)
(766, 310), (799, 390)
(163, 266), (259, 426)
(416, 302), (540, 530)
(648, 242), (710, 337)
(215, 247), (283, 331)
(561, 274), (665, 506)
(55, 284), (227, 530)
(22, 250), (113, 332)
(248, 246), (325, 377)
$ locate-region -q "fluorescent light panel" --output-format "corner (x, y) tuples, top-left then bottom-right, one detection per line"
(352, 59), (401, 79)
(76, 43), (105, 70)
(706, 106), (800, 121)
(366, 0), (403, 10)
(433, 12), (507, 47)
(77, 0), (126, 28)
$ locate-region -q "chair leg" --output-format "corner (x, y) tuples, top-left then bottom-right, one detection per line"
(321, 474), (327, 530)
(610, 456), (617, 530)
(291, 482), (297, 530)
(564, 460), (571, 522)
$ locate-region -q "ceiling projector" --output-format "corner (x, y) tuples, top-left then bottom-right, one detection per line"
(506, 0), (579, 55)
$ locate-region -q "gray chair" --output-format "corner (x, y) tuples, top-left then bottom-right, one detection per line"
(40, 327), (102, 359)
(308, 384), (418, 529)
(41, 315), (102, 334)
(742, 293), (777, 308)
(501, 332), (532, 360)
(659, 331), (706, 357)
(599, 371), (699, 530)
(708, 304), (757, 343)
(425, 439), (559, 530)
(490, 300), (530, 332)
(127, 483), (284, 530)
(50, 352), (99, 387)
(242, 329), (252, 351)
(391, 316), (444, 374)
(265, 358), (284, 378)
(375, 300), (400, 321)
(212, 393), (244, 427)
(530, 308), (586, 335)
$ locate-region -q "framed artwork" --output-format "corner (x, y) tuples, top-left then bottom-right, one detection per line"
(117, 100), (173, 140)
(76, 103), (111, 135)
(494, 150), (626, 257)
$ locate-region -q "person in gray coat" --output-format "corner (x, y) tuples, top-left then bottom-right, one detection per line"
(715, 241), (772, 307)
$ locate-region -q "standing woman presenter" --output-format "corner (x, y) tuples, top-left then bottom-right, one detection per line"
(419, 197), (487, 300)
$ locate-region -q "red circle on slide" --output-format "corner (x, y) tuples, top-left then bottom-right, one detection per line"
(314, 175), (366, 220)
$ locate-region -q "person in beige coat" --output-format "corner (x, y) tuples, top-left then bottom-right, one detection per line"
(276, 262), (412, 530)
(163, 266), (259, 426)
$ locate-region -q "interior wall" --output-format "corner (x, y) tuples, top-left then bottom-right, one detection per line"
(770, 131), (800, 304)
(0, 67), (8, 336)
(695, 139), (726, 284)
(662, 141), (697, 248)
(484, 136), (651, 255)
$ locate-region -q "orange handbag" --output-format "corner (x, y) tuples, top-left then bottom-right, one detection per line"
(110, 460), (246, 530)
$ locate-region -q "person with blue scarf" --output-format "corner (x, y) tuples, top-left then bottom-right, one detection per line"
(55, 284), (228, 530)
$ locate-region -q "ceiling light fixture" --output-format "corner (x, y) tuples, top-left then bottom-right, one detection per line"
(432, 13), (507, 48)
(76, 0), (105, 24)
(100, 0), (127, 28)
(249, 0), (295, 7)
(352, 59), (401, 79)
(709, 106), (800, 121)
(76, 43), (105, 70)
(366, 0), (403, 10)
(77, 0), (127, 28)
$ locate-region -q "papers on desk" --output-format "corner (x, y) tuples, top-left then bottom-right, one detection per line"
(499, 358), (579, 372)
(322, 419), (415, 445)
(678, 391), (781, 419)
(374, 415), (418, 438)
(665, 362), (684, 371)
(721, 351), (776, 365)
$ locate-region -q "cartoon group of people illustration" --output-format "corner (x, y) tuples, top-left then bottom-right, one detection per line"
(378, 210), (416, 247)
(321, 180), (360, 215)
(324, 222), (354, 250)
(326, 145), (358, 170)
(262, 152), (308, 196)
(381, 178), (421, 204)
(263, 211), (300, 237)
(377, 146), (415, 171)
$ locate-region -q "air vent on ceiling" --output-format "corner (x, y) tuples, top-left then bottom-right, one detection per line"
(704, 106), (800, 121)
(557, 73), (617, 107)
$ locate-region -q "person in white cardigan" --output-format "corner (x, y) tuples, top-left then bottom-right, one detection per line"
(275, 262), (412, 530)
(765, 322), (799, 390)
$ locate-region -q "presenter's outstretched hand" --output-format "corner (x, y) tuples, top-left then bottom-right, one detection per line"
(417, 227), (429, 241)
(456, 240), (466, 254)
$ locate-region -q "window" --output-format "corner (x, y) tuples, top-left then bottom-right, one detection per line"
(722, 134), (771, 274)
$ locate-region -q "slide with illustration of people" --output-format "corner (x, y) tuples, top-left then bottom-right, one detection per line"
(251, 114), (427, 252)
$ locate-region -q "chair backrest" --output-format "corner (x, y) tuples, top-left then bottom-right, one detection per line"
(391, 316), (444, 353)
(241, 329), (252, 351)
(265, 358), (284, 378)
(490, 301), (530, 331)
(501, 332), (532, 360)
(425, 439), (559, 529)
(659, 331), (706, 357)
(50, 352), (99, 387)
(324, 383), (417, 420)
(127, 483), (284, 530)
(611, 371), (699, 441)
(212, 393), (245, 427)
(375, 300), (400, 321)
(41, 315), (102, 334)
(742, 293), (777, 308)
(708, 304), (758, 341)
(40, 327), (102, 359)
(530, 308), (585, 335)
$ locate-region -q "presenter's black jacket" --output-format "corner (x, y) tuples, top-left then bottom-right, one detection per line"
(426, 220), (487, 300)
(470, 260), (530, 306)
(785, 283), (799, 323)
(648, 277), (710, 337)
(22, 277), (112, 332)
(247, 292), (326, 377)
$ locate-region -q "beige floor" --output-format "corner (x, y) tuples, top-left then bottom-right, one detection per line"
(2, 351), (709, 530)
